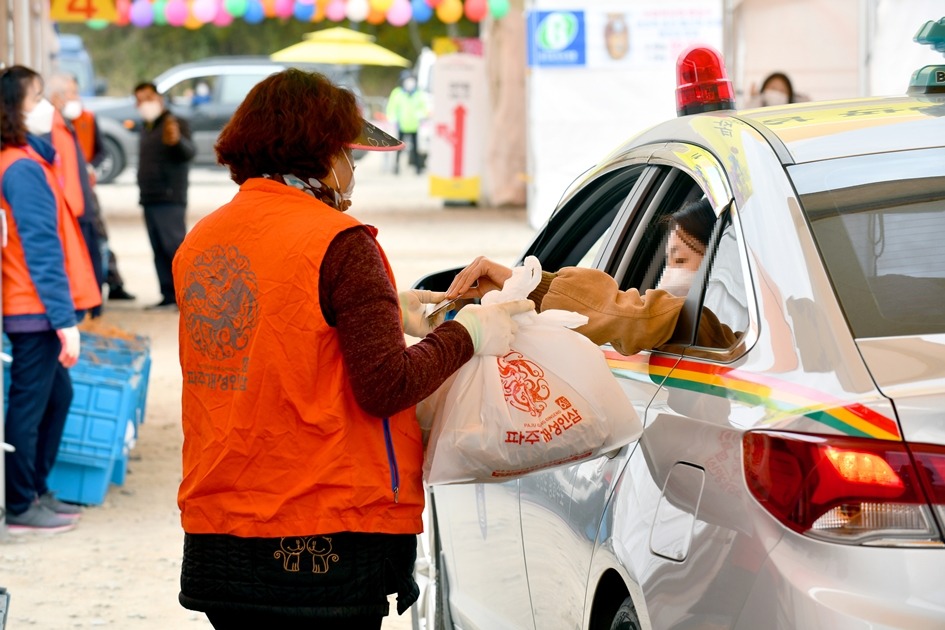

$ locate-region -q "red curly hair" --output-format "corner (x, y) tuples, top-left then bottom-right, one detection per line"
(215, 69), (362, 185)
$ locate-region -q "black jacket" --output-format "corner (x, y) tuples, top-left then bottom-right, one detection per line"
(137, 110), (195, 206)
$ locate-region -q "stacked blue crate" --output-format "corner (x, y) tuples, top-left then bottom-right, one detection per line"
(3, 330), (151, 505)
(78, 332), (151, 488)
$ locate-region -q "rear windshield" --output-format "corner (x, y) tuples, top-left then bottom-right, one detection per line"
(790, 147), (945, 338)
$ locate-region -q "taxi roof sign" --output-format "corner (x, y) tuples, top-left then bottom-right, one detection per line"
(914, 17), (945, 53)
(908, 65), (945, 94)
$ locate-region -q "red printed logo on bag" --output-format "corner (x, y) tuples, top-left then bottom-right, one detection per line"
(555, 396), (571, 410)
(497, 352), (550, 417)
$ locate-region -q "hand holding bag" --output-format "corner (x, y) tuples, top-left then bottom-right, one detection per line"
(420, 257), (643, 484)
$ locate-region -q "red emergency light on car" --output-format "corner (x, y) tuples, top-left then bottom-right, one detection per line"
(675, 45), (736, 117)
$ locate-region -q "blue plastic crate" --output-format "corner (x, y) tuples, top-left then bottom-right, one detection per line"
(46, 451), (113, 506)
(54, 368), (138, 463)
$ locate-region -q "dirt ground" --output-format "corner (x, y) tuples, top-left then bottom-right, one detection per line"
(0, 156), (536, 629)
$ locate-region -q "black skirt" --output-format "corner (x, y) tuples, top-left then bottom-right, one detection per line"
(179, 531), (420, 619)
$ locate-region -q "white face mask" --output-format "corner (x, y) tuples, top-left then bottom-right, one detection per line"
(25, 98), (55, 135)
(330, 151), (356, 204)
(138, 101), (163, 123)
(762, 89), (789, 106)
(62, 99), (83, 121)
(656, 267), (696, 297)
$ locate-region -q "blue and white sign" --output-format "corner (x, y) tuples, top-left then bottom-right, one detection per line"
(527, 10), (586, 67)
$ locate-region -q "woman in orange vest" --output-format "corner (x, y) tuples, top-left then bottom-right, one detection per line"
(172, 69), (531, 629)
(0, 65), (102, 533)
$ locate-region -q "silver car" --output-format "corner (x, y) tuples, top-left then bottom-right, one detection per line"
(411, 54), (945, 629)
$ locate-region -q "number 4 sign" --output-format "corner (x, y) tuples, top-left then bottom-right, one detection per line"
(51, 0), (118, 22)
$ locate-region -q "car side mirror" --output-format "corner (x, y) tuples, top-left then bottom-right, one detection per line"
(94, 77), (108, 96)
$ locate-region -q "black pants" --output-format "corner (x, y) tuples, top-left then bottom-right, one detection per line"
(142, 202), (186, 301)
(394, 131), (420, 175)
(205, 610), (383, 629)
(4, 331), (73, 515)
(79, 215), (105, 317)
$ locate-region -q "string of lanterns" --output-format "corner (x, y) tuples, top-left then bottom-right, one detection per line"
(93, 0), (511, 29)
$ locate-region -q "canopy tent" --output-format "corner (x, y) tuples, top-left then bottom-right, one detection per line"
(271, 27), (410, 67)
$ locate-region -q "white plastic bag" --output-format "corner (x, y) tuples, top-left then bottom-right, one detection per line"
(420, 257), (643, 484)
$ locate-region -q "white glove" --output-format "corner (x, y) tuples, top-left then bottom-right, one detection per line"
(399, 289), (447, 337)
(56, 326), (81, 368)
(454, 299), (534, 356)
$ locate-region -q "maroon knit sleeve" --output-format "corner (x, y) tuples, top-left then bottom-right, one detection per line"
(319, 227), (474, 418)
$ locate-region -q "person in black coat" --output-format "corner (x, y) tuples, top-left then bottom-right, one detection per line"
(133, 81), (195, 309)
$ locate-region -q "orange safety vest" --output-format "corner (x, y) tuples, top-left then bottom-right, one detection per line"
(174, 178), (424, 538)
(72, 110), (97, 164)
(51, 109), (85, 218)
(0, 144), (102, 316)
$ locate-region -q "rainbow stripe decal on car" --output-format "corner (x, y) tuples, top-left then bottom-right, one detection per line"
(604, 349), (900, 440)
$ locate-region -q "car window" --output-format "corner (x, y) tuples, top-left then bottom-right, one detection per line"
(219, 73), (270, 106)
(791, 147), (945, 337)
(165, 76), (217, 107)
(614, 167), (705, 292)
(524, 165), (647, 272)
(701, 214), (750, 338)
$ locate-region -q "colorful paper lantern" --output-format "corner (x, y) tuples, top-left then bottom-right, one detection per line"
(387, 0), (411, 26)
(347, 0), (369, 21)
(311, 0), (326, 21)
(325, 0), (346, 21)
(152, 0), (169, 24)
(115, 0), (132, 25)
(366, 5), (385, 24)
(224, 0), (248, 17)
(165, 0), (189, 25)
(129, 0), (154, 27)
(273, 0), (293, 18)
(424, 0), (442, 7)
(243, 0), (265, 22)
(213, 4), (235, 25)
(293, 0), (315, 20)
(435, 0), (461, 23)
(488, 0), (508, 19)
(411, 0), (431, 22)
(184, 9), (204, 28)
(370, 0), (394, 11)
(193, 0), (218, 22)
(464, 0), (486, 22)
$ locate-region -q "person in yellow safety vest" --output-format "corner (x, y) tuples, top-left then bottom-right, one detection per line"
(385, 74), (427, 175)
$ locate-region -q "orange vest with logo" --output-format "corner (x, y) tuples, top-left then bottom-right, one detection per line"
(72, 110), (97, 164)
(0, 145), (102, 316)
(175, 178), (424, 538)
(51, 110), (85, 218)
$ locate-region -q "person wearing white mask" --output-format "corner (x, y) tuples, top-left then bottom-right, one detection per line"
(133, 80), (195, 309)
(445, 198), (739, 357)
(0, 65), (102, 532)
(46, 72), (109, 314)
(745, 71), (809, 108)
(172, 69), (530, 629)
(46, 72), (135, 301)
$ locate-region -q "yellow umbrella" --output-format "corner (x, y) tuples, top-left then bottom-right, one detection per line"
(271, 26), (410, 67)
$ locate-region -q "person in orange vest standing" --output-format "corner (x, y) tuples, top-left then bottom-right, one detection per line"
(0, 66), (102, 532)
(45, 73), (105, 317)
(47, 72), (135, 304)
(173, 69), (530, 629)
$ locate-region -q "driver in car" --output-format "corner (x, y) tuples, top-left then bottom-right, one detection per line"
(446, 198), (739, 356)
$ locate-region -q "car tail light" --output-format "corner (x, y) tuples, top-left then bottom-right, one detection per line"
(743, 431), (945, 546)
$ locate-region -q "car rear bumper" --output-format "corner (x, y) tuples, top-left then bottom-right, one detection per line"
(735, 535), (945, 629)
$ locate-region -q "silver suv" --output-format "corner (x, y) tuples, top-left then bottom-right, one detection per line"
(86, 57), (358, 183)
